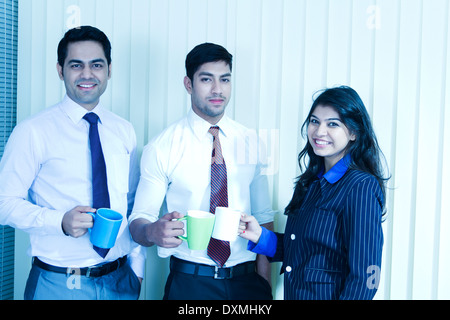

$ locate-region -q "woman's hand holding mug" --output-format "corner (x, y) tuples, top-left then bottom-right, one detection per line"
(238, 213), (263, 244)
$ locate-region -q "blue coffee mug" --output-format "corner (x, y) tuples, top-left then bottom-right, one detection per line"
(87, 208), (123, 249)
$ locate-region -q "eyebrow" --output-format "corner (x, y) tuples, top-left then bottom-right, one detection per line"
(310, 114), (343, 122)
(198, 71), (232, 78)
(67, 58), (107, 65)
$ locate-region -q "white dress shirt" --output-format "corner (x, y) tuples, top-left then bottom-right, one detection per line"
(130, 109), (275, 267)
(0, 95), (145, 276)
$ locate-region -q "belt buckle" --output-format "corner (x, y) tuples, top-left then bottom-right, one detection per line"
(86, 267), (93, 278)
(86, 266), (100, 278)
(214, 266), (232, 279)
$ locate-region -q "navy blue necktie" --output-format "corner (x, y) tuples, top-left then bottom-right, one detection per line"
(207, 126), (231, 267)
(84, 112), (110, 258)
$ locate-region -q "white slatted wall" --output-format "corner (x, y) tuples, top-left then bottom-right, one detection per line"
(14, 0), (450, 300)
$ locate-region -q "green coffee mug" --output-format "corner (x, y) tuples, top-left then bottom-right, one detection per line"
(178, 210), (215, 250)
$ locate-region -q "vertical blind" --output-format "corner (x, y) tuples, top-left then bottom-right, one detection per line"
(13, 0), (450, 299)
(0, 0), (17, 300)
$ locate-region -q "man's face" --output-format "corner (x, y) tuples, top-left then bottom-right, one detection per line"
(57, 40), (111, 111)
(184, 60), (232, 124)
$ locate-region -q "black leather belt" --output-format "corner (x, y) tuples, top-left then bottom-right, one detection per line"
(32, 256), (127, 278)
(170, 256), (255, 280)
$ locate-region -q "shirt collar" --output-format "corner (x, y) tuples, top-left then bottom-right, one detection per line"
(60, 95), (105, 124)
(188, 108), (231, 140)
(318, 153), (351, 184)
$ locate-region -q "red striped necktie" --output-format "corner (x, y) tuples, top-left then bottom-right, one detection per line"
(207, 126), (231, 267)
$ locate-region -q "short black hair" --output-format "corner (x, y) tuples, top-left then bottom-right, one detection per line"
(185, 43), (233, 81)
(57, 25), (112, 67)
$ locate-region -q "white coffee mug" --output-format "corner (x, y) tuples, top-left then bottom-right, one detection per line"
(211, 207), (241, 241)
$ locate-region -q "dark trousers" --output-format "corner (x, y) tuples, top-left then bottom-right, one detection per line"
(163, 258), (273, 300)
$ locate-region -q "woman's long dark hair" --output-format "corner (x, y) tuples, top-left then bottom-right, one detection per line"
(285, 86), (389, 215)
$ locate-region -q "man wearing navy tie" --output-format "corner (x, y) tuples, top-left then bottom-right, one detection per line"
(0, 26), (143, 299)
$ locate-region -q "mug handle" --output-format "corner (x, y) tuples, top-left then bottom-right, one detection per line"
(86, 211), (96, 233)
(177, 216), (187, 241)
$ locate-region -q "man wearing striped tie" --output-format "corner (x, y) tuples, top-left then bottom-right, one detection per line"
(130, 43), (275, 300)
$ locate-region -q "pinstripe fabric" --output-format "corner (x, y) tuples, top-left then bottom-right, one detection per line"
(207, 126), (231, 267)
(273, 161), (384, 300)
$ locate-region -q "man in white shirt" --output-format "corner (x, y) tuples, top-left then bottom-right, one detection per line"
(0, 26), (143, 299)
(129, 43), (274, 299)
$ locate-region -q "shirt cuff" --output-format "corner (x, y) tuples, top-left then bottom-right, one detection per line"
(246, 227), (277, 258)
(44, 208), (67, 236)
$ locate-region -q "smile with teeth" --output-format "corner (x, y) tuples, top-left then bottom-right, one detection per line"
(78, 84), (96, 88)
(314, 139), (331, 146)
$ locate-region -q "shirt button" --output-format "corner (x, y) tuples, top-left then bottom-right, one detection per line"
(290, 234), (296, 240)
(285, 266), (292, 273)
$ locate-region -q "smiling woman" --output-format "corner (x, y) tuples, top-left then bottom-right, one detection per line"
(240, 86), (389, 300)
(292, 86), (389, 210)
(307, 105), (356, 173)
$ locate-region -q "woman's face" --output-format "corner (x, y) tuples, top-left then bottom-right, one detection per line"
(307, 105), (356, 172)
